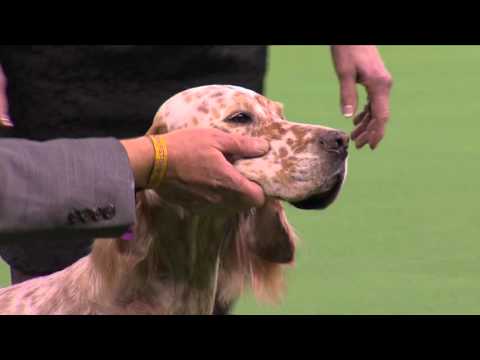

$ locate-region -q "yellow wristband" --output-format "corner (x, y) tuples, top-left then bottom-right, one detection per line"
(147, 135), (168, 189)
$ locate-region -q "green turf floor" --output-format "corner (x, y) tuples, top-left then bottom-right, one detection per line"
(2, 46), (479, 314)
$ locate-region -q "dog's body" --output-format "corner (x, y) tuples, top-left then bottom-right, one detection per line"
(0, 85), (348, 314)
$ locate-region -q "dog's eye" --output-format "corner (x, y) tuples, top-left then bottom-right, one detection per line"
(226, 112), (253, 124)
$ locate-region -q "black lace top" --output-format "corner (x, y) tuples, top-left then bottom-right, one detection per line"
(0, 45), (267, 275)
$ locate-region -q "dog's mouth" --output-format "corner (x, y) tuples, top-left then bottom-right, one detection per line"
(290, 173), (344, 210)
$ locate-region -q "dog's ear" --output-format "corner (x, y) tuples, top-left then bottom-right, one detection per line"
(248, 199), (297, 264)
(215, 200), (297, 305)
(147, 111), (169, 135)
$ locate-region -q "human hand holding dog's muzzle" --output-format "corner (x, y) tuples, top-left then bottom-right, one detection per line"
(155, 128), (270, 214)
(122, 128), (270, 215)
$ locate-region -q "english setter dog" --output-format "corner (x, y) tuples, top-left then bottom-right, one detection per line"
(0, 85), (349, 314)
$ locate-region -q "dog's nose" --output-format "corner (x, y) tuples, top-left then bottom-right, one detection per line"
(319, 130), (349, 154)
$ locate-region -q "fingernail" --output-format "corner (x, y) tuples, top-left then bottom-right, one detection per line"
(343, 105), (354, 118)
(254, 139), (270, 153)
(0, 115), (13, 127)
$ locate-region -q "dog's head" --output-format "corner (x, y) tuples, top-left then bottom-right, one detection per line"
(148, 85), (348, 210)
(144, 85), (349, 305)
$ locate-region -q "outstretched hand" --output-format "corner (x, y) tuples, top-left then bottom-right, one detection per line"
(331, 45), (393, 150)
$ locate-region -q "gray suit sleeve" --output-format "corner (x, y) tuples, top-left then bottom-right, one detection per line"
(0, 138), (136, 242)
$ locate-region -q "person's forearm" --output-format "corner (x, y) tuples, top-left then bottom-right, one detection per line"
(0, 138), (137, 241)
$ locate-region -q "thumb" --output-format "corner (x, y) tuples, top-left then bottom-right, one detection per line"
(217, 133), (270, 159)
(339, 75), (358, 118)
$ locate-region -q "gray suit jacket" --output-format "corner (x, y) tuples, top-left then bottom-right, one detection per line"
(0, 138), (136, 273)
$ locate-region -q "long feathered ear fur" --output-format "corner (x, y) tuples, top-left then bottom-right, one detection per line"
(147, 107), (169, 135)
(215, 199), (298, 306)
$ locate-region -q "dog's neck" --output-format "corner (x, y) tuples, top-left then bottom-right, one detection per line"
(90, 190), (237, 314)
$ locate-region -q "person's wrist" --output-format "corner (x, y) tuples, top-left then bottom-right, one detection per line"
(120, 136), (155, 189)
(145, 134), (170, 189)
